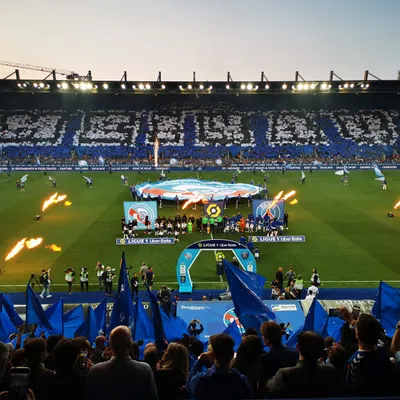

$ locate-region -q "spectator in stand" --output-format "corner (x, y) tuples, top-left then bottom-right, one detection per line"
(87, 326), (158, 400)
(275, 268), (284, 290)
(0, 342), (10, 393)
(267, 331), (341, 398)
(24, 338), (53, 397)
(187, 333), (254, 400)
(10, 348), (26, 367)
(38, 338), (86, 400)
(232, 335), (263, 392)
(155, 343), (189, 400)
(305, 289), (315, 300)
(326, 343), (348, 374)
(258, 321), (297, 394)
(91, 336), (107, 365)
(144, 345), (159, 372)
(342, 311), (399, 396)
(43, 334), (62, 371)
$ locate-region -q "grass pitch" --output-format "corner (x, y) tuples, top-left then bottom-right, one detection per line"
(0, 169), (399, 292)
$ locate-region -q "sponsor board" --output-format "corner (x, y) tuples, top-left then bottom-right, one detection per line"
(116, 238), (174, 245)
(271, 304), (298, 312)
(249, 235), (306, 243)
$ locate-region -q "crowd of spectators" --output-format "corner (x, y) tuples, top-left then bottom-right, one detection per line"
(1, 310), (400, 399)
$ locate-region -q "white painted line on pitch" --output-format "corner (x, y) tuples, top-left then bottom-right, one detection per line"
(210, 232), (223, 283)
(0, 180), (9, 184)
(196, 171), (200, 179)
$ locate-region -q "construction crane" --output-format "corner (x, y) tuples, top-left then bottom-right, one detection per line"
(0, 61), (92, 81)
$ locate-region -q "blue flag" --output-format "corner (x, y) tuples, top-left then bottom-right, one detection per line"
(0, 293), (2, 312)
(131, 297), (153, 341)
(63, 305), (85, 339)
(26, 284), (53, 331)
(147, 288), (167, 355)
(160, 310), (189, 342)
(372, 281), (400, 337)
(11, 333), (29, 348)
(36, 299), (64, 337)
(287, 298), (328, 347)
(1, 294), (24, 327)
(223, 321), (243, 351)
(0, 310), (17, 342)
(117, 252), (133, 300)
(75, 306), (98, 344)
(223, 259), (275, 332)
(94, 297), (107, 335)
(225, 264), (266, 297)
(108, 288), (134, 333)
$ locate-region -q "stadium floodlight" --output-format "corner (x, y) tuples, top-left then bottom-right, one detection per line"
(132, 85), (136, 89)
(297, 83), (303, 91)
(103, 83), (109, 89)
(61, 82), (68, 89)
(179, 85), (183, 90)
(226, 84), (230, 89)
(80, 82), (87, 90)
(255, 85), (258, 90)
(56, 83), (61, 88)
(265, 84), (269, 89)
(138, 83), (144, 90)
(282, 84), (287, 90)
(46, 84), (50, 88)
(208, 85), (213, 90)
(17, 83), (22, 88)
(187, 84), (192, 90)
(145, 83), (151, 90)
(303, 83), (309, 91)
(328, 84), (332, 89)
(87, 83), (93, 90)
(23, 83), (27, 88)
(344, 83), (349, 89)
(366, 83), (369, 88)
(39, 82), (45, 88)
(121, 84), (126, 89)
(240, 84), (246, 90)
(199, 84), (204, 90)
(247, 83), (253, 90)
(320, 82), (328, 90)
(310, 83), (316, 90)
(161, 84), (166, 89)
(33, 83), (38, 88)
(350, 83), (354, 88)
(73, 83), (80, 89)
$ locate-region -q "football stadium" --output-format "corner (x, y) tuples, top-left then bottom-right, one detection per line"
(1, 2), (400, 398)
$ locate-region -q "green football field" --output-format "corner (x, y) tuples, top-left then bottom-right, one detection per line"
(0, 169), (399, 292)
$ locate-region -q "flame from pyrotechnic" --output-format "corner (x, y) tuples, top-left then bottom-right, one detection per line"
(182, 195), (208, 210)
(25, 238), (43, 249)
(46, 244), (62, 252)
(154, 138), (159, 167)
(394, 200), (400, 210)
(42, 192), (67, 211)
(289, 199), (298, 205)
(5, 238), (27, 262)
(265, 191), (284, 213)
(283, 190), (296, 200)
(64, 201), (72, 206)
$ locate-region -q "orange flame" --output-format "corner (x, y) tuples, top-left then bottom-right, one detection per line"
(25, 238), (43, 249)
(5, 238), (27, 262)
(394, 200), (400, 210)
(283, 190), (296, 200)
(46, 244), (62, 252)
(182, 195), (208, 210)
(42, 192), (68, 211)
(289, 199), (298, 205)
(64, 201), (72, 206)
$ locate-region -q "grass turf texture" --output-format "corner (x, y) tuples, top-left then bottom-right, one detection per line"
(0, 170), (399, 292)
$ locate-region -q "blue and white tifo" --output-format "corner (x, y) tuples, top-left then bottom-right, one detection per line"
(135, 179), (261, 201)
(249, 236), (306, 243)
(123, 201), (157, 230)
(116, 238), (174, 245)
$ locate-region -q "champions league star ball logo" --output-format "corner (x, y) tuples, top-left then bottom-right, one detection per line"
(256, 201), (283, 220)
(128, 204), (155, 224)
(223, 308), (245, 334)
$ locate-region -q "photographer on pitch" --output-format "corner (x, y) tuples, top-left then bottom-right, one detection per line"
(103, 266), (116, 296)
(64, 268), (76, 294)
(80, 268), (89, 292)
(130, 273), (139, 298)
(39, 269), (52, 299)
(157, 285), (173, 314)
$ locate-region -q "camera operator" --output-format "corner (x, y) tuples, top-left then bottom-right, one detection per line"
(157, 285), (173, 314)
(187, 319), (204, 337)
(80, 268), (89, 292)
(130, 273), (139, 298)
(39, 269), (52, 299)
(65, 268), (76, 294)
(95, 262), (105, 290)
(103, 266), (116, 296)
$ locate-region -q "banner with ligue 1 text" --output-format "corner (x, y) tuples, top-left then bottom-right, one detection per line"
(123, 201), (157, 230)
(252, 199), (285, 220)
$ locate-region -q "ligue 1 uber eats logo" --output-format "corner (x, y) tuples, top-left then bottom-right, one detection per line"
(206, 203), (221, 218)
(128, 204), (155, 224)
(256, 201), (282, 220)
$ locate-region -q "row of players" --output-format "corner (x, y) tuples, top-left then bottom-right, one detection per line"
(121, 212), (289, 238)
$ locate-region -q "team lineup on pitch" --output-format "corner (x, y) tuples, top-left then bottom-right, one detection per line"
(0, 169), (399, 291)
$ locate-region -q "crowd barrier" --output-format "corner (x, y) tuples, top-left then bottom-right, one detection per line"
(1, 163), (400, 172)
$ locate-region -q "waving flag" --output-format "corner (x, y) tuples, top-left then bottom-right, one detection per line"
(20, 174), (29, 183)
(75, 306), (98, 344)
(26, 284), (53, 331)
(226, 264), (266, 297)
(147, 287), (167, 355)
(373, 164), (385, 181)
(63, 305), (85, 338)
(98, 156), (105, 165)
(36, 157), (41, 166)
(301, 171), (305, 180)
(372, 281), (400, 337)
(35, 298), (64, 337)
(78, 160), (88, 167)
(0, 309), (17, 342)
(132, 297), (153, 341)
(160, 309), (189, 342)
(223, 321), (242, 351)
(94, 297), (107, 335)
(223, 259), (275, 332)
(1, 294), (23, 327)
